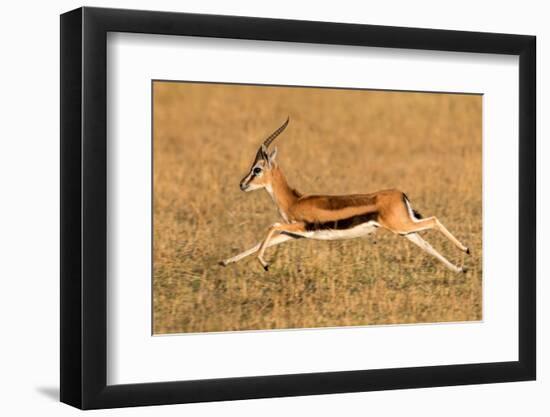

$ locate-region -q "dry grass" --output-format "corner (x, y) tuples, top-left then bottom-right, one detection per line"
(153, 81), (482, 334)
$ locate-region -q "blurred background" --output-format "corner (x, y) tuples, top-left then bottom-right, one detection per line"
(153, 81), (482, 334)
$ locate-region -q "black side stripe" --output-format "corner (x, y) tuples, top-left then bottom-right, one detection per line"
(305, 212), (379, 231)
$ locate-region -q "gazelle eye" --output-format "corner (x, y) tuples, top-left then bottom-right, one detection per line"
(253, 167), (262, 175)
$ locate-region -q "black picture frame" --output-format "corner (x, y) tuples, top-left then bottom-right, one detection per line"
(60, 6), (536, 410)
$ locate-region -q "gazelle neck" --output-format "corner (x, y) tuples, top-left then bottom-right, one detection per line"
(265, 165), (301, 222)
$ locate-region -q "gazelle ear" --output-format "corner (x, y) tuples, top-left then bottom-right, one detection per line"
(268, 147), (278, 164)
(260, 144), (269, 159)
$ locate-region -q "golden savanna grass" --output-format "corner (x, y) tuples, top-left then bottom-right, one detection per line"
(153, 81), (482, 334)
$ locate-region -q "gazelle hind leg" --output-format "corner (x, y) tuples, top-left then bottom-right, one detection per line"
(399, 215), (469, 254)
(405, 233), (465, 273)
(220, 234), (295, 266)
(433, 219), (470, 254)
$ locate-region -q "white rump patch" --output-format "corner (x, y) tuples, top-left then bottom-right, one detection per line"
(404, 197), (421, 223)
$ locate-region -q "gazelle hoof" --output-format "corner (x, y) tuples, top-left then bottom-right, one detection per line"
(460, 266), (468, 274)
(219, 260), (228, 267)
(465, 247), (471, 255)
(258, 257), (270, 271)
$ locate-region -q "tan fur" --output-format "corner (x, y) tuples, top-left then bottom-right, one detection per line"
(252, 165), (406, 230)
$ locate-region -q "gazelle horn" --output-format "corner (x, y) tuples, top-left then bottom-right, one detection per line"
(263, 116), (290, 148)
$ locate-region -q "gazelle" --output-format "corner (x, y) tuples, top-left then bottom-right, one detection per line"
(220, 117), (470, 273)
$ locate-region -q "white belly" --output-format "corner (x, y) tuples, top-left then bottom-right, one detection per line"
(299, 221), (378, 241)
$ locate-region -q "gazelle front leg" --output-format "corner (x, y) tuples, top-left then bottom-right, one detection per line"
(257, 222), (306, 271)
(220, 234), (296, 266)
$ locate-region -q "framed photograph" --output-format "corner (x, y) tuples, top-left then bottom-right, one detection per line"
(60, 6), (536, 409)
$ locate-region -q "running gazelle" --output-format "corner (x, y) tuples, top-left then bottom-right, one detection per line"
(220, 117), (470, 273)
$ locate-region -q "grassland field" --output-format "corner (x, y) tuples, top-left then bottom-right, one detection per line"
(153, 82), (482, 334)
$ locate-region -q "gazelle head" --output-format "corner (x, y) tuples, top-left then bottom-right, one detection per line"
(239, 117), (289, 192)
